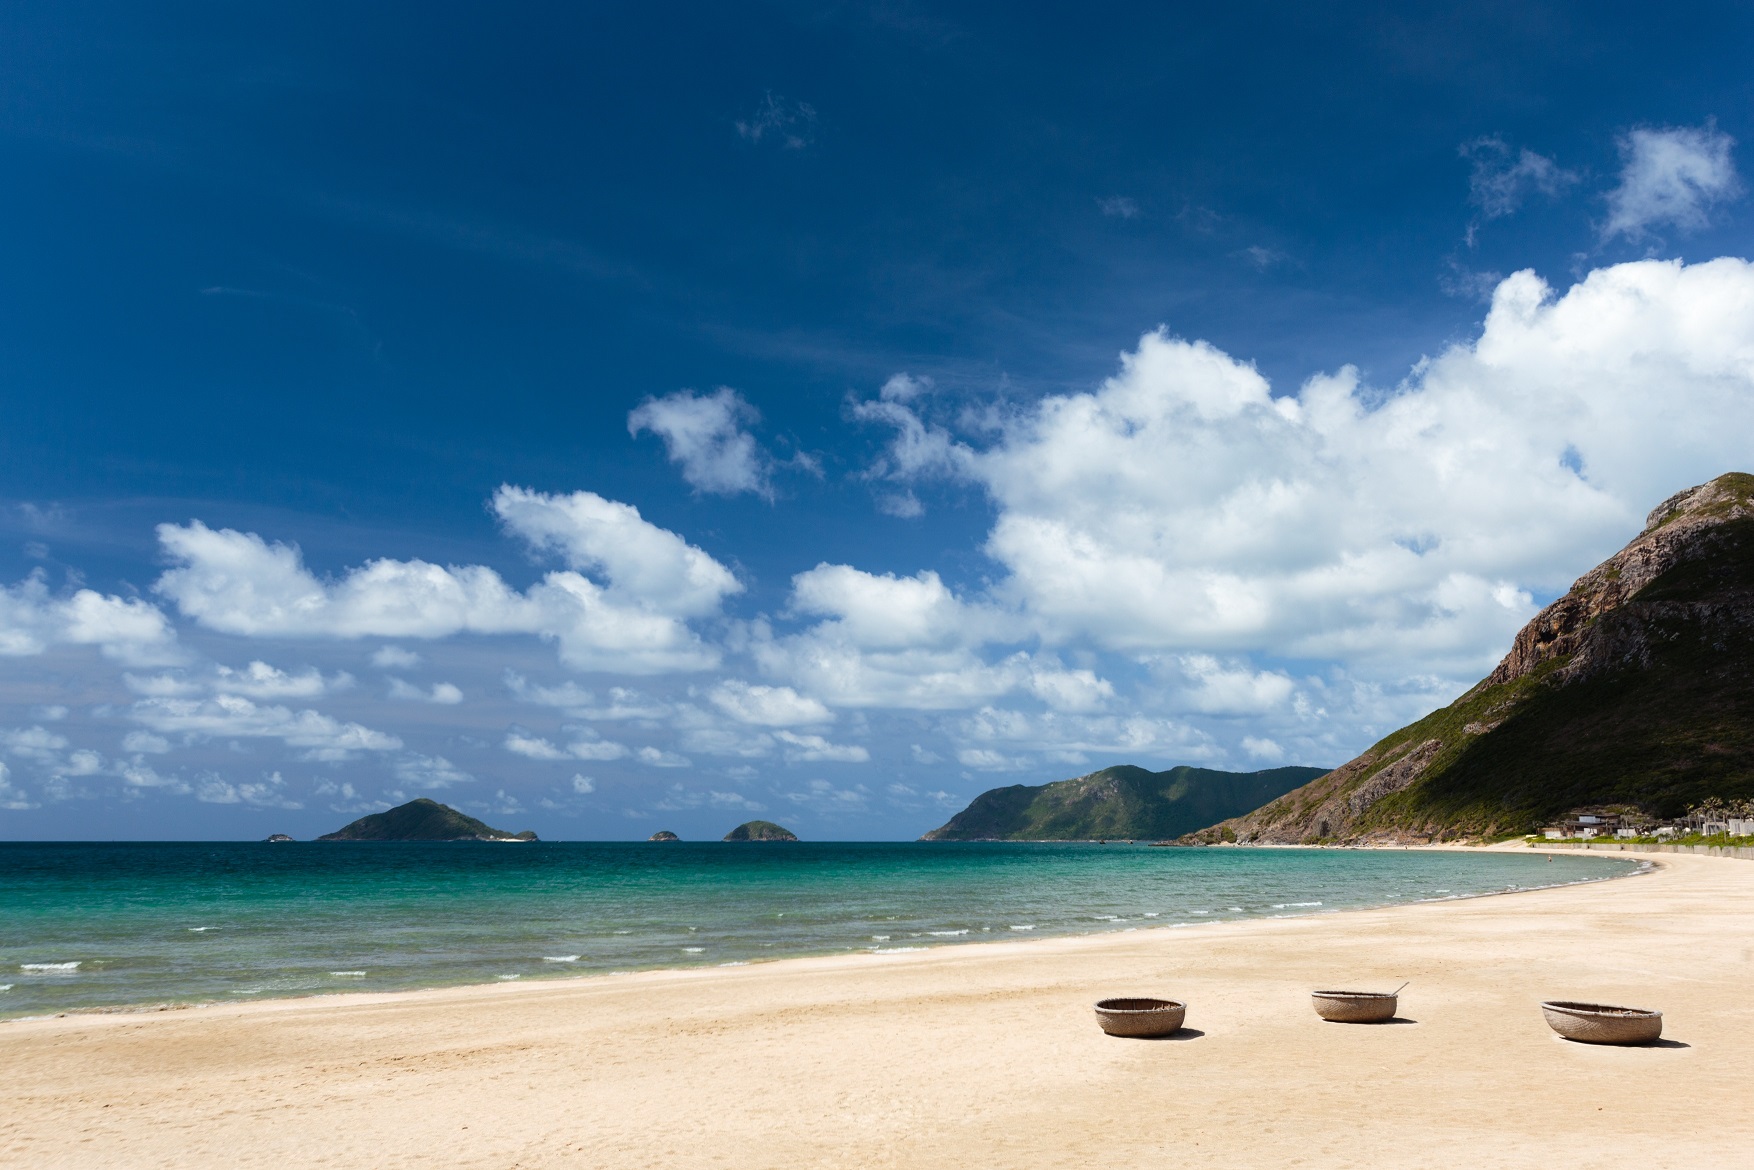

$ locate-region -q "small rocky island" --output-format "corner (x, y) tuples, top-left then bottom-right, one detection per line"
(648, 830), (680, 841)
(723, 820), (798, 842)
(263, 833), (294, 842)
(317, 798), (538, 842)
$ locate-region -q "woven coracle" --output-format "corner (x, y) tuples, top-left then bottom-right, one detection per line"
(1540, 1001), (1663, 1045)
(1093, 997), (1187, 1038)
(1310, 990), (1399, 1023)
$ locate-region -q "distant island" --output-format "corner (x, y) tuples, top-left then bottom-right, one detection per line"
(317, 798), (538, 842)
(264, 833), (294, 842)
(723, 820), (798, 842)
(1184, 472), (1754, 844)
(649, 830), (680, 841)
(922, 764), (1326, 841)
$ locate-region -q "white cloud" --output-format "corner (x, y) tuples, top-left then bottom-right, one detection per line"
(505, 673), (670, 720)
(503, 730), (630, 762)
(1462, 137), (1578, 224)
(387, 678), (464, 704)
(1096, 196), (1140, 219)
(154, 486), (739, 673)
(492, 486), (741, 617)
(570, 773), (595, 794)
(1241, 736), (1285, 761)
(636, 746), (692, 768)
(0, 725), (69, 763)
(130, 695), (402, 761)
(196, 770), (302, 808)
(0, 572), (180, 664)
(782, 778), (869, 813)
(628, 387), (771, 497)
(121, 731), (170, 754)
(850, 259), (1754, 687)
(0, 760), (35, 810)
(371, 645), (422, 669)
(773, 730), (869, 763)
(1603, 123), (1740, 240)
(1157, 655), (1297, 716)
(391, 754), (471, 788)
(707, 679), (831, 726)
(213, 661), (346, 699)
(504, 732), (569, 760)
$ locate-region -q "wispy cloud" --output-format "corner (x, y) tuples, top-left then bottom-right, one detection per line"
(1461, 137), (1579, 242)
(735, 93), (818, 150)
(1096, 196), (1140, 219)
(1602, 122), (1741, 241)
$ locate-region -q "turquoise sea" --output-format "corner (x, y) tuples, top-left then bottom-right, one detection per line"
(0, 842), (1634, 1020)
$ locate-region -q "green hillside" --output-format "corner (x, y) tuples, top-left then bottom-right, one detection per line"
(1188, 473), (1754, 844)
(317, 798), (538, 842)
(921, 764), (1327, 841)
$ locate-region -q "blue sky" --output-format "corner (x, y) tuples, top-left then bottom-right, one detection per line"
(3, 1), (1754, 839)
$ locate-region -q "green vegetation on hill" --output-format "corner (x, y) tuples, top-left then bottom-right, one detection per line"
(317, 798), (538, 842)
(723, 820), (798, 841)
(1190, 473), (1754, 844)
(921, 764), (1327, 841)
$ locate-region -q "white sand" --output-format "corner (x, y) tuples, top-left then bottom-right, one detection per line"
(5, 849), (1752, 1168)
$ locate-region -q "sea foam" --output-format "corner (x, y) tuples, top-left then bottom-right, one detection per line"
(20, 962), (80, 972)
(542, 955), (581, 963)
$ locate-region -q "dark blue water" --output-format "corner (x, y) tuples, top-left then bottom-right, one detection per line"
(0, 842), (1632, 1019)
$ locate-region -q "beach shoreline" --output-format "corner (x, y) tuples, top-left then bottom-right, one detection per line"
(0, 841), (1639, 1030)
(5, 847), (1750, 1168)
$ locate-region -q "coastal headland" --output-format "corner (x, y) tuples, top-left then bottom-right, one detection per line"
(4, 849), (1750, 1168)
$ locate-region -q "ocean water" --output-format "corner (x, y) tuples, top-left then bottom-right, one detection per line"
(0, 842), (1633, 1020)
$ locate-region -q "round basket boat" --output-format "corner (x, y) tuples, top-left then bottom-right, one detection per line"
(1311, 990), (1399, 1023)
(1093, 997), (1187, 1038)
(1540, 1001), (1663, 1045)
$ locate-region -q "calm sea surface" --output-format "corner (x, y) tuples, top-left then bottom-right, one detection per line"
(0, 842), (1633, 1019)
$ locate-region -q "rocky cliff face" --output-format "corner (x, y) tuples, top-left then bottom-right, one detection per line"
(1186, 473), (1754, 844)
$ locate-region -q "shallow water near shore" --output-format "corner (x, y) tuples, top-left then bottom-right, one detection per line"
(0, 841), (1631, 1019)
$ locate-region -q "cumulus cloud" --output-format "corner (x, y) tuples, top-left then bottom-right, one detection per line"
(782, 778), (869, 813)
(707, 679), (831, 726)
(503, 730), (630, 762)
(130, 695), (402, 761)
(0, 760), (34, 810)
(154, 486), (739, 673)
(195, 770), (302, 808)
(213, 661), (347, 699)
(0, 572), (180, 664)
(1603, 123), (1740, 240)
(773, 730), (869, 763)
(387, 678), (464, 704)
(391, 754), (471, 788)
(856, 258), (1754, 685)
(371, 645), (422, 668)
(628, 387), (771, 497)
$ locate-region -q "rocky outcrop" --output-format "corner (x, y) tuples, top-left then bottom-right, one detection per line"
(263, 833), (294, 843)
(722, 820), (798, 842)
(648, 830), (680, 842)
(317, 798), (538, 842)
(1487, 474), (1754, 687)
(921, 765), (1326, 841)
(1186, 473), (1754, 844)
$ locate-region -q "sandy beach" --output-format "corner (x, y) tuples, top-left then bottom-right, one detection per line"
(4, 848), (1752, 1169)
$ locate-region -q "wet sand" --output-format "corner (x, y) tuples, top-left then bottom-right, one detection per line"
(5, 848), (1751, 1169)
